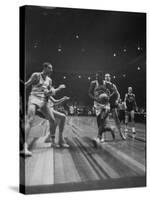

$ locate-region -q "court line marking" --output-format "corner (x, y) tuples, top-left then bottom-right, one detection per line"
(70, 121), (145, 174)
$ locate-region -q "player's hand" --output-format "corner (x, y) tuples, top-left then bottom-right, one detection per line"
(64, 96), (70, 101)
(59, 84), (66, 89)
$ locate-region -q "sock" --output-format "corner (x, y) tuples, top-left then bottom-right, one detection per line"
(132, 127), (135, 133)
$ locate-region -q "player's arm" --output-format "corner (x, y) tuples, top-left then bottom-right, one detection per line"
(54, 84), (66, 94)
(114, 84), (120, 102)
(88, 81), (96, 100)
(110, 84), (120, 103)
(25, 73), (38, 88)
(49, 96), (70, 105)
(133, 94), (138, 111)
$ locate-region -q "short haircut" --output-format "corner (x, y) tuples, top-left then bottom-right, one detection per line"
(96, 71), (103, 77)
(42, 62), (52, 69)
(105, 73), (111, 77)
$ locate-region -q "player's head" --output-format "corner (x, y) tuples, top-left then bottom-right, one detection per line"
(96, 71), (103, 82)
(43, 62), (53, 75)
(128, 87), (132, 93)
(105, 73), (111, 82)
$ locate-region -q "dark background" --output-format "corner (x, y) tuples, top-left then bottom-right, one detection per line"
(24, 6), (146, 109)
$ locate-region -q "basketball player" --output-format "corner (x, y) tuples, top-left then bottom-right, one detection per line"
(124, 87), (137, 138)
(89, 71), (115, 146)
(104, 73), (126, 140)
(44, 94), (70, 148)
(21, 62), (65, 156)
(118, 99), (126, 124)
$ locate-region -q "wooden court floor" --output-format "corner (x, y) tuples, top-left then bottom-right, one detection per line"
(20, 116), (146, 194)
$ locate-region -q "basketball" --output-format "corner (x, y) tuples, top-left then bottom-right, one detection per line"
(97, 93), (109, 104)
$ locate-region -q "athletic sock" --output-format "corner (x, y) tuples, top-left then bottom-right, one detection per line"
(132, 127), (135, 133)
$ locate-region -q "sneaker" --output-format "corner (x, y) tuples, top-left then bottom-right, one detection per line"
(132, 131), (136, 139)
(119, 129), (126, 140)
(100, 137), (105, 143)
(58, 140), (70, 148)
(92, 138), (99, 148)
(92, 137), (104, 148)
(59, 143), (70, 148)
(51, 142), (60, 148)
(125, 128), (128, 132)
(20, 148), (32, 157)
(44, 136), (52, 143)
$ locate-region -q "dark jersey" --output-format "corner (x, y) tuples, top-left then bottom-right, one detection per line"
(125, 93), (136, 111)
(94, 80), (109, 98)
(105, 81), (119, 107)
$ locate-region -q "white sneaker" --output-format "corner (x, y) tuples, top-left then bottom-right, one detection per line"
(20, 148), (32, 157)
(125, 128), (128, 132)
(58, 139), (70, 148)
(100, 137), (105, 143)
(44, 136), (52, 143)
(60, 143), (70, 148)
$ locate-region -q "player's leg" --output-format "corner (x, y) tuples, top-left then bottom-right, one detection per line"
(101, 107), (115, 140)
(52, 110), (69, 147)
(112, 108), (126, 140)
(125, 110), (129, 132)
(20, 104), (36, 156)
(131, 110), (136, 138)
(41, 105), (57, 145)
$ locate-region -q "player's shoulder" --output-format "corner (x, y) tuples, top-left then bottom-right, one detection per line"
(32, 72), (40, 77)
(31, 72), (40, 80)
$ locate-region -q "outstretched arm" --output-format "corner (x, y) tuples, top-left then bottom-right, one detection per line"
(49, 96), (70, 105)
(25, 73), (38, 88)
(54, 84), (66, 94)
(45, 84), (66, 97)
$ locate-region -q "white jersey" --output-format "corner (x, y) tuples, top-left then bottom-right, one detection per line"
(30, 73), (52, 98)
(28, 73), (52, 107)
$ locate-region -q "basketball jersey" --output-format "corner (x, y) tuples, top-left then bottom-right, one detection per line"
(94, 80), (108, 98)
(125, 93), (136, 109)
(105, 81), (118, 104)
(30, 73), (52, 98)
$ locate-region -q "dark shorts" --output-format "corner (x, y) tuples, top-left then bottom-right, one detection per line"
(119, 110), (125, 122)
(126, 107), (135, 112)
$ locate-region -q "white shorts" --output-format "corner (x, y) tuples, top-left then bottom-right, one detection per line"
(28, 95), (47, 108)
(94, 101), (110, 116)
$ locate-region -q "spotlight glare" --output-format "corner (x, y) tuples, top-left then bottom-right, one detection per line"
(113, 53), (116, 57)
(137, 66), (141, 71)
(58, 48), (62, 52)
(137, 46), (140, 50)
